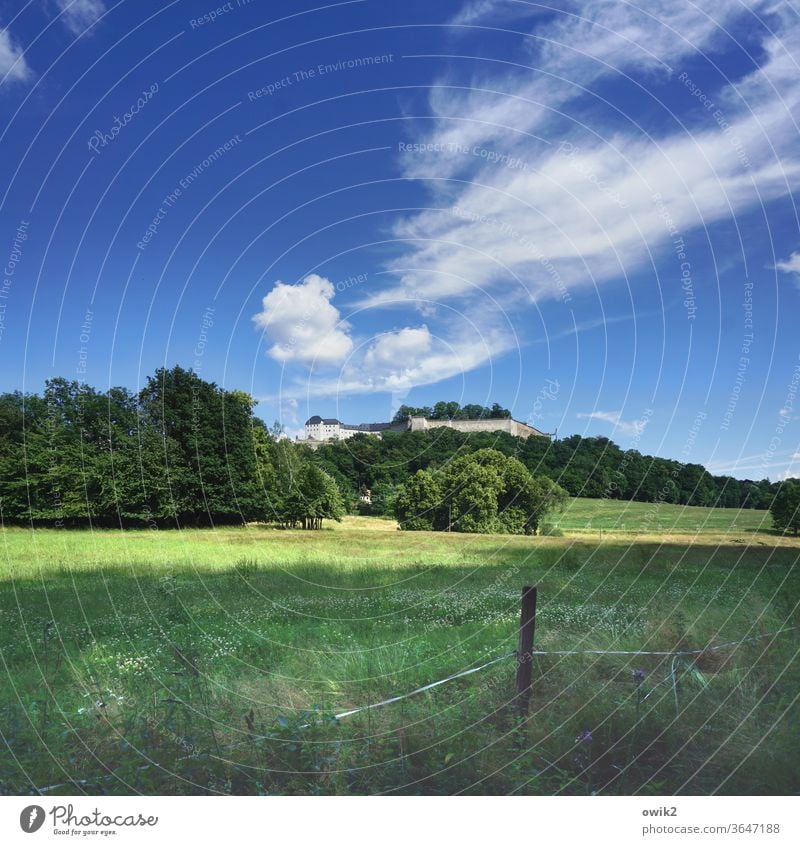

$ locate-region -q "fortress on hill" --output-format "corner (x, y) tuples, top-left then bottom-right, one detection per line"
(298, 414), (549, 446)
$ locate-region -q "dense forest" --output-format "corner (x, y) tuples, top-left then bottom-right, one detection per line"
(0, 369), (779, 528)
(312, 426), (777, 515)
(0, 368), (343, 528)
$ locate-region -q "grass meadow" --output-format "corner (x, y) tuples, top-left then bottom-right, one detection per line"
(0, 499), (798, 796)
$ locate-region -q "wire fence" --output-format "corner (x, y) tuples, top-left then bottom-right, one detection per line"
(33, 623), (798, 795)
(331, 623), (799, 721)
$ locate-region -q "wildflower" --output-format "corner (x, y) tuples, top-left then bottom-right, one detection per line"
(572, 729), (593, 769)
(632, 668), (646, 685)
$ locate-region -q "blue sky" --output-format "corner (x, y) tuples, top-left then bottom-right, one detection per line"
(1, 0), (799, 480)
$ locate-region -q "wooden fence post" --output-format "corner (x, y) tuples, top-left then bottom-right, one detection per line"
(515, 585), (537, 710)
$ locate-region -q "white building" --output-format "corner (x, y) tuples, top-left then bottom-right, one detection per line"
(303, 416), (349, 441)
(301, 416), (399, 443)
(301, 413), (550, 444)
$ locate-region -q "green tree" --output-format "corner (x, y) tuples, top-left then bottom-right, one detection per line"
(269, 438), (304, 526)
(283, 463), (345, 529)
(677, 463), (717, 507)
(363, 481), (398, 517)
(392, 404), (432, 423)
(525, 475), (569, 534)
(396, 448), (568, 535)
(457, 403), (488, 420)
(138, 367), (264, 525)
(443, 450), (567, 535)
(489, 402), (511, 419)
(0, 390), (48, 521)
(770, 480), (800, 535)
(442, 463), (500, 533)
(395, 469), (441, 530)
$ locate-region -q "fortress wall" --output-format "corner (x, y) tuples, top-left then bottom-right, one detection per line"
(407, 417), (547, 439)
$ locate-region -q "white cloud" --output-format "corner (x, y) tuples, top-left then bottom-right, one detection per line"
(281, 397), (299, 425)
(448, 0), (498, 27)
(776, 251), (800, 287)
(707, 447), (799, 478)
(448, 0), (545, 28)
(363, 326), (433, 371)
(254, 277), (513, 398)
(252, 274), (354, 367)
(0, 27), (31, 83)
(577, 410), (649, 437)
(276, 323), (513, 399)
(403, 0), (761, 183)
(368, 0), (800, 310)
(372, 113), (800, 306)
(776, 252), (800, 274)
(55, 0), (106, 35)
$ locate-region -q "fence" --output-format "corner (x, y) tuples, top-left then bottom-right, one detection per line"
(330, 585), (797, 721)
(36, 584), (797, 794)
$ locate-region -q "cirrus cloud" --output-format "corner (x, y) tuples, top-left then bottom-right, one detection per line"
(0, 27), (31, 84)
(362, 0), (800, 312)
(55, 0), (106, 36)
(577, 409), (650, 437)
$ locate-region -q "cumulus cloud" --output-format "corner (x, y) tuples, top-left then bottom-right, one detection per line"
(776, 251), (800, 287)
(252, 274), (354, 366)
(0, 27), (31, 83)
(365, 0), (800, 310)
(55, 0), (106, 35)
(364, 326), (433, 370)
(577, 410), (649, 437)
(252, 276), (512, 397)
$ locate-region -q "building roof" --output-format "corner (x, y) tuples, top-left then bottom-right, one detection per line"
(305, 416), (340, 425)
(342, 422), (396, 432)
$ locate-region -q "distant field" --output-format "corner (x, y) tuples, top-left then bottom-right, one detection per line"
(556, 497), (774, 536)
(0, 499), (797, 796)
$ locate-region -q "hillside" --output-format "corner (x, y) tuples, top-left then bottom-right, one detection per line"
(311, 428), (776, 512)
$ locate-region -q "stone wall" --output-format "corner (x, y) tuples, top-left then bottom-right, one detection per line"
(298, 416), (550, 446)
(407, 417), (548, 439)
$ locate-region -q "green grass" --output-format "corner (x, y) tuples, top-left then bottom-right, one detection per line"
(557, 497), (774, 535)
(0, 500), (798, 795)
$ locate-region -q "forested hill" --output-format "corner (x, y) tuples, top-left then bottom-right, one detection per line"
(311, 428), (775, 512)
(0, 370), (776, 529)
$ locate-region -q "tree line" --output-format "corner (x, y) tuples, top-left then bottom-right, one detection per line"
(311, 428), (778, 515)
(1, 371), (789, 532)
(392, 401), (512, 423)
(0, 368), (343, 529)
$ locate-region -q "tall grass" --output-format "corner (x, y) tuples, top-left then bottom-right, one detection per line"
(0, 506), (797, 795)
